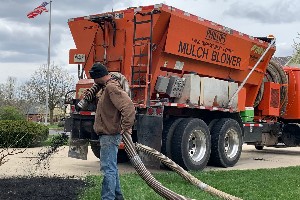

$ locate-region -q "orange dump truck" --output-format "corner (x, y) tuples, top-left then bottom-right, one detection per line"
(64, 4), (300, 170)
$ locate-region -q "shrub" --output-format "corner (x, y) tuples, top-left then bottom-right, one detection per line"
(49, 133), (69, 147)
(0, 120), (49, 148)
(0, 106), (25, 121)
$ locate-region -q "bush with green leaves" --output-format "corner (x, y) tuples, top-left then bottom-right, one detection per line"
(49, 133), (69, 147)
(0, 106), (25, 120)
(0, 120), (49, 148)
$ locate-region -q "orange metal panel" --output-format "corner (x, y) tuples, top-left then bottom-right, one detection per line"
(76, 79), (94, 99)
(238, 88), (246, 111)
(258, 82), (280, 116)
(68, 20), (98, 77)
(283, 67), (300, 119)
(165, 15), (250, 71)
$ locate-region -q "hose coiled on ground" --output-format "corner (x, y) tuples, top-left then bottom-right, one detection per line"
(254, 60), (288, 116)
(123, 132), (242, 200)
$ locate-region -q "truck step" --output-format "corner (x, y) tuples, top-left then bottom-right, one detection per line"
(133, 53), (148, 57)
(135, 20), (152, 24)
(133, 71), (147, 73)
(133, 43), (148, 47)
(130, 85), (147, 88)
(132, 64), (147, 67)
(135, 11), (153, 16)
(134, 37), (151, 41)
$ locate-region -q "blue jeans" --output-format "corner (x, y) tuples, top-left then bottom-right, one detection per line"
(99, 134), (123, 200)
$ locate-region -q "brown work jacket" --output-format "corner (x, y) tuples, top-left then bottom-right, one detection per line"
(93, 79), (135, 135)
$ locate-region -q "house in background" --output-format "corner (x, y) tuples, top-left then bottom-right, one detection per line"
(26, 105), (65, 123)
(271, 56), (292, 67)
(272, 56), (300, 68)
(26, 106), (43, 122)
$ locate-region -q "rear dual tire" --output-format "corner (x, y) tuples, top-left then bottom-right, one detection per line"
(161, 118), (184, 160)
(209, 118), (243, 167)
(171, 118), (211, 171)
(162, 117), (242, 170)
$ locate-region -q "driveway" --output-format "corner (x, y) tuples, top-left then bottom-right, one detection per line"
(1, 145), (300, 178)
(206, 145), (300, 171)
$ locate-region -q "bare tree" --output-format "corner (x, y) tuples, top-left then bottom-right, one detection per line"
(0, 77), (38, 118)
(17, 82), (39, 120)
(0, 84), (4, 106)
(289, 33), (300, 65)
(28, 64), (75, 124)
(0, 77), (18, 107)
(5, 77), (16, 102)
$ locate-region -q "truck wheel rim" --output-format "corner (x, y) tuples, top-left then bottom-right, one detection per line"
(224, 128), (239, 159)
(188, 129), (207, 162)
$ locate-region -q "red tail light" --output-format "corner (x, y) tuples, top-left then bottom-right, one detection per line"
(147, 107), (154, 115)
(71, 105), (75, 113)
(156, 107), (163, 115)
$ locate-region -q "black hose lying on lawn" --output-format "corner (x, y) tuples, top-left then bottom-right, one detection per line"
(122, 132), (242, 200)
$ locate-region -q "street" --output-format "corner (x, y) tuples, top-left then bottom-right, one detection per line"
(49, 129), (66, 135)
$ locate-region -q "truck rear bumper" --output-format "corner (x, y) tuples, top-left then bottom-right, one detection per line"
(243, 122), (281, 146)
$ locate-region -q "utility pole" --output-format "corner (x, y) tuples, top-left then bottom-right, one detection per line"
(45, 0), (52, 125)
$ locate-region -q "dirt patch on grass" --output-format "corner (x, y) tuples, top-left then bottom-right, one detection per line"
(0, 133), (89, 199)
(0, 176), (87, 200)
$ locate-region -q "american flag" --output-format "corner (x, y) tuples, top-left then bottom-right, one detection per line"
(27, 2), (49, 19)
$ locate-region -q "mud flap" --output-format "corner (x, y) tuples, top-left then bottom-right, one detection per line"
(64, 116), (73, 132)
(136, 114), (163, 169)
(68, 139), (89, 160)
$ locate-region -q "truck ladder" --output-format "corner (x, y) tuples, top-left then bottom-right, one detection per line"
(131, 9), (159, 106)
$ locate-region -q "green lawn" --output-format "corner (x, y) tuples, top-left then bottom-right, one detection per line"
(38, 136), (51, 146)
(79, 166), (300, 200)
(47, 124), (64, 129)
(37, 134), (69, 147)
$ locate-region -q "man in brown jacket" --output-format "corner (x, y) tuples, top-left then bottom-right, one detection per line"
(89, 63), (135, 200)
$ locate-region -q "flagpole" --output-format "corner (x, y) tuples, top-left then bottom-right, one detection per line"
(45, 0), (52, 125)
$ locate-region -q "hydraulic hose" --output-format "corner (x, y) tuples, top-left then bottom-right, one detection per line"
(254, 60), (288, 116)
(122, 132), (242, 200)
(270, 60), (288, 116)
